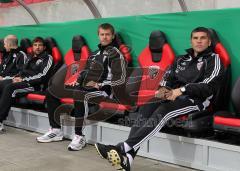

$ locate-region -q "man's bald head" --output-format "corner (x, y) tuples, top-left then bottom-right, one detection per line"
(4, 35), (18, 52)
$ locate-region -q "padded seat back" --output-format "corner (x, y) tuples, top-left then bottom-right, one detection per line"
(45, 37), (62, 71)
(136, 30), (175, 105)
(208, 28), (231, 111)
(39, 37), (62, 90)
(231, 77), (240, 114)
(213, 77), (240, 132)
(64, 35), (90, 84)
(20, 38), (32, 54)
(114, 33), (132, 66)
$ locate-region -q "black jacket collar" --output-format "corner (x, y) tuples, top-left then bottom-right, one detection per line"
(185, 46), (213, 58)
(97, 40), (119, 52)
(9, 47), (21, 54)
(32, 50), (48, 59)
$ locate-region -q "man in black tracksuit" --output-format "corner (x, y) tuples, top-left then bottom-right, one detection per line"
(37, 23), (127, 151)
(0, 37), (53, 133)
(0, 35), (27, 81)
(95, 27), (225, 171)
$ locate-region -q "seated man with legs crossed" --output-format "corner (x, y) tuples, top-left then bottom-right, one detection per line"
(95, 27), (225, 171)
(0, 37), (53, 133)
(36, 23), (127, 151)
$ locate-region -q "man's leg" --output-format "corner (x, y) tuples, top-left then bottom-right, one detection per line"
(0, 80), (12, 98)
(67, 100), (87, 151)
(68, 89), (106, 151)
(0, 81), (31, 122)
(96, 97), (200, 171)
(128, 99), (162, 140)
(125, 97), (199, 150)
(37, 90), (64, 143)
(45, 90), (62, 129)
(73, 100), (85, 136)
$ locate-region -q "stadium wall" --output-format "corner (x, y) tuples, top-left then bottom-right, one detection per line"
(0, 7), (239, 83)
(1, 0), (240, 26)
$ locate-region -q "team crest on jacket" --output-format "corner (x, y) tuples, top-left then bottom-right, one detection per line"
(36, 59), (43, 65)
(197, 61), (204, 71)
(149, 65), (160, 79)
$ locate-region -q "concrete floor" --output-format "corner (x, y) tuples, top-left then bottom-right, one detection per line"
(0, 126), (197, 171)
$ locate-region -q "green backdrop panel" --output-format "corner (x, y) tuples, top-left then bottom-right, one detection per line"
(0, 8), (240, 83)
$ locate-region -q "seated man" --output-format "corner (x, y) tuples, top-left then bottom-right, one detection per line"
(0, 35), (27, 80)
(37, 23), (127, 151)
(95, 27), (225, 171)
(0, 37), (53, 133)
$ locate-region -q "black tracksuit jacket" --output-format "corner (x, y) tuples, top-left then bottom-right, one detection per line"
(77, 42), (127, 95)
(161, 47), (225, 106)
(0, 48), (27, 78)
(19, 51), (54, 88)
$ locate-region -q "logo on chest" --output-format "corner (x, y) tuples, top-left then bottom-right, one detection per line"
(36, 59), (43, 65)
(175, 65), (186, 73)
(197, 61), (204, 71)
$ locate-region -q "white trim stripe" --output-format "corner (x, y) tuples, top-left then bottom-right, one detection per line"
(202, 54), (221, 84)
(23, 55), (53, 82)
(102, 47), (126, 87)
(133, 105), (199, 150)
(12, 87), (35, 97)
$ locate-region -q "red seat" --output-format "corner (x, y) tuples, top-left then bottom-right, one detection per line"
(31, 35), (91, 104)
(213, 77), (240, 134)
(114, 33), (132, 65)
(20, 38), (33, 55)
(136, 31), (175, 105)
(64, 35), (90, 85)
(97, 30), (175, 113)
(45, 37), (63, 72)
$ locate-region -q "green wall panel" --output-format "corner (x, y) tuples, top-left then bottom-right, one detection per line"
(0, 8), (240, 83)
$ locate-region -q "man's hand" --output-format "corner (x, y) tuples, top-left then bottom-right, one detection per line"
(155, 87), (171, 100)
(85, 81), (99, 89)
(166, 88), (182, 101)
(65, 80), (78, 87)
(13, 77), (23, 83)
(0, 76), (3, 81)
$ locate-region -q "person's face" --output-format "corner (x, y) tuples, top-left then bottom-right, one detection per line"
(3, 39), (10, 52)
(191, 31), (211, 56)
(98, 28), (114, 46)
(32, 41), (45, 56)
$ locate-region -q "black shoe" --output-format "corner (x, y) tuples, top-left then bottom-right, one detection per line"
(108, 149), (131, 171)
(95, 143), (117, 159)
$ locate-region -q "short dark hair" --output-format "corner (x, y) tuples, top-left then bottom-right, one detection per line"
(32, 37), (45, 46)
(191, 27), (210, 38)
(98, 23), (115, 35)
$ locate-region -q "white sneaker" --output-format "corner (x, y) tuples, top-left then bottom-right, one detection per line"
(36, 128), (63, 143)
(0, 122), (5, 133)
(68, 134), (86, 151)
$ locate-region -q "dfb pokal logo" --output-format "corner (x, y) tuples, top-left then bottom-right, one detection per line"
(148, 65), (160, 79)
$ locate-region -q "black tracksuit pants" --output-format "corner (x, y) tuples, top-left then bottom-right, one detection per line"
(125, 96), (201, 151)
(46, 87), (108, 136)
(0, 80), (34, 122)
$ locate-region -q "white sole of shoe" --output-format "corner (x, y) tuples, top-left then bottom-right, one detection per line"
(108, 149), (125, 171)
(36, 136), (63, 143)
(67, 144), (86, 151)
